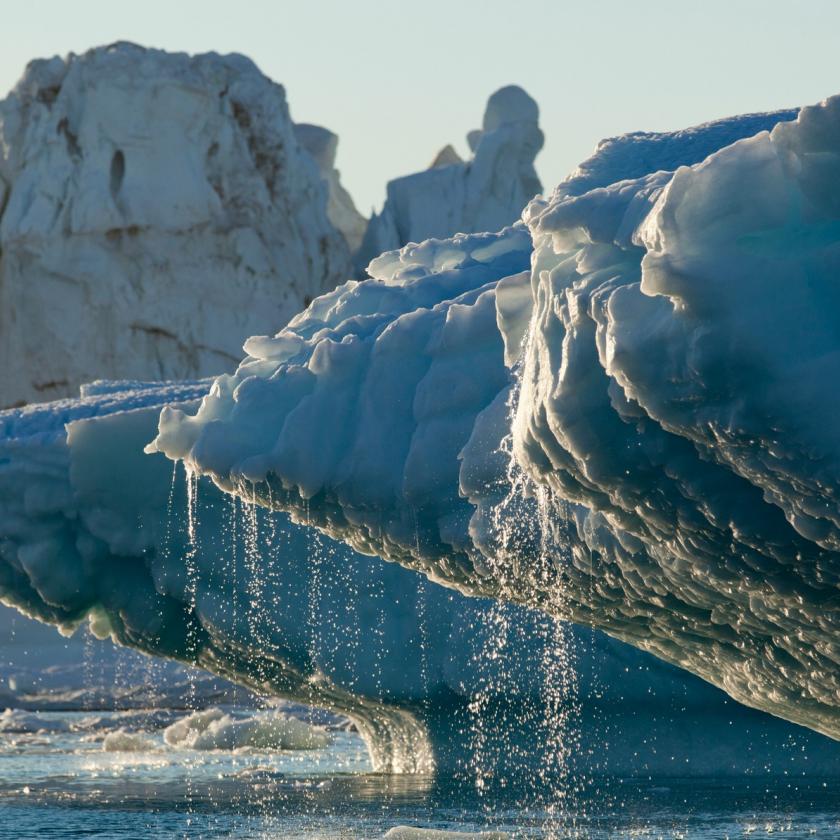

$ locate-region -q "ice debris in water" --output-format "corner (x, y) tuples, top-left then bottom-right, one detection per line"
(102, 729), (158, 752)
(163, 708), (329, 751)
(383, 829), (509, 840)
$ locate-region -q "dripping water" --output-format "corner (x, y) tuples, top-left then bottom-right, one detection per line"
(467, 598), (511, 796)
(412, 507), (431, 705)
(469, 332), (584, 834)
(183, 466), (201, 825)
(304, 499), (323, 667)
(243, 484), (267, 687)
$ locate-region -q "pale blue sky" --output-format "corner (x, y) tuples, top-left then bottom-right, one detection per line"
(4, 0), (839, 211)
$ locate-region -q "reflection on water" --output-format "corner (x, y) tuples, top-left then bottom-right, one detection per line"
(2, 711), (840, 838)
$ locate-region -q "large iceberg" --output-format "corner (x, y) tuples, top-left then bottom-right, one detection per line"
(4, 381), (838, 775)
(149, 99), (840, 742)
(0, 43), (350, 408)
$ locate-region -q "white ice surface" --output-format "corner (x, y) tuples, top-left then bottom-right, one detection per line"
(163, 707), (329, 751)
(384, 830), (508, 840)
(295, 122), (368, 254)
(0, 43), (350, 408)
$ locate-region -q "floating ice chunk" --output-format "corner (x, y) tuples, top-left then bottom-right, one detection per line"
(163, 708), (226, 747)
(0, 709), (69, 734)
(384, 829), (508, 840)
(102, 729), (157, 752)
(163, 708), (329, 751)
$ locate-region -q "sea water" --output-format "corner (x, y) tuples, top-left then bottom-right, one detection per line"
(2, 708), (840, 838)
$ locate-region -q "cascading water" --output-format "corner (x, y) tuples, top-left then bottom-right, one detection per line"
(471, 344), (587, 834)
(184, 466), (202, 823)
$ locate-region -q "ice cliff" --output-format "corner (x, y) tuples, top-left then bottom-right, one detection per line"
(150, 100), (840, 744)
(4, 381), (837, 776)
(354, 86), (544, 275)
(0, 43), (350, 408)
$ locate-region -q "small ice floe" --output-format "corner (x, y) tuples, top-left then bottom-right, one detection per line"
(102, 729), (157, 752)
(76, 709), (179, 733)
(163, 707), (330, 751)
(384, 829), (509, 840)
(0, 709), (69, 733)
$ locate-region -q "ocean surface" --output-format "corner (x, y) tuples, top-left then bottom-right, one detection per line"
(2, 708), (840, 839)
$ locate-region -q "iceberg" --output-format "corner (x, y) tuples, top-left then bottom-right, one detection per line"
(4, 380), (839, 775)
(150, 98), (840, 743)
(102, 729), (158, 752)
(295, 122), (368, 255)
(354, 86), (544, 275)
(0, 43), (350, 408)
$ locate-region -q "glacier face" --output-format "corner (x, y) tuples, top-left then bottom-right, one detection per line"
(6, 383), (840, 776)
(0, 43), (350, 409)
(149, 101), (840, 740)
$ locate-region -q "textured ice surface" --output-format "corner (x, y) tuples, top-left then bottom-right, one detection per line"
(0, 43), (350, 408)
(5, 382), (838, 775)
(102, 729), (158, 752)
(152, 100), (840, 739)
(557, 107), (798, 197)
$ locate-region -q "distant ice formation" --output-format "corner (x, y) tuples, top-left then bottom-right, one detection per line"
(150, 99), (840, 742)
(0, 604), (258, 711)
(0, 45), (552, 411)
(295, 123), (368, 254)
(0, 43), (350, 408)
(5, 380), (838, 775)
(354, 86), (544, 274)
